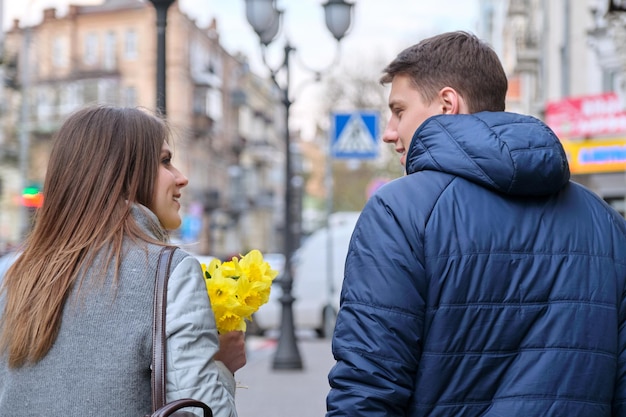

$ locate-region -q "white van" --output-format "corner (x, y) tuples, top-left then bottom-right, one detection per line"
(251, 212), (360, 338)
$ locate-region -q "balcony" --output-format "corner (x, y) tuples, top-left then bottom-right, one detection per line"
(515, 46), (540, 73)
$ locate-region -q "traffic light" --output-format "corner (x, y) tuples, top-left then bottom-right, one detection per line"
(22, 185), (44, 208)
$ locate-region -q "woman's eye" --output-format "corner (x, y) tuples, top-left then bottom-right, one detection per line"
(161, 158), (171, 165)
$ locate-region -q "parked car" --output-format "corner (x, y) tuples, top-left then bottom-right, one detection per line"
(250, 212), (360, 338)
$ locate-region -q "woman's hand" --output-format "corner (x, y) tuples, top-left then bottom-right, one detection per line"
(214, 331), (247, 374)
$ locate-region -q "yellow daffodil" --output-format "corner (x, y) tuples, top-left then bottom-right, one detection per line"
(202, 250), (278, 334)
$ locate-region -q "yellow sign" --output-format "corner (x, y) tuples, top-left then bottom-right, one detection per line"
(561, 138), (626, 174)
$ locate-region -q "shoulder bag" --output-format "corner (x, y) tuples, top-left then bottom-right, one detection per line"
(148, 246), (213, 417)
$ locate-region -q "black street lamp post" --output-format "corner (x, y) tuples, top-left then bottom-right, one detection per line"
(243, 0), (354, 370)
(148, 0), (175, 115)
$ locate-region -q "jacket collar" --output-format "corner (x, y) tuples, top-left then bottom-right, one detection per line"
(130, 203), (169, 243)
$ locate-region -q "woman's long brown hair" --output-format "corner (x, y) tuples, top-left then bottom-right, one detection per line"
(0, 105), (169, 368)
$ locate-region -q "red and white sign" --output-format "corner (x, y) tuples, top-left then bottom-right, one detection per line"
(545, 92), (626, 139)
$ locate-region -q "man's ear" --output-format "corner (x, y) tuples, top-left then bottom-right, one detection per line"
(439, 87), (469, 114)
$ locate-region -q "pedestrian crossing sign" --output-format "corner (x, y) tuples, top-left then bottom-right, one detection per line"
(331, 111), (379, 159)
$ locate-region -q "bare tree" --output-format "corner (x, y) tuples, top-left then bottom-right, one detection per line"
(301, 56), (404, 218)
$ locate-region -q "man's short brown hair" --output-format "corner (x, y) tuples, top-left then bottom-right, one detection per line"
(381, 31), (508, 113)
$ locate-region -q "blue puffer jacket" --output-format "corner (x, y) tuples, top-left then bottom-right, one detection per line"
(327, 112), (626, 416)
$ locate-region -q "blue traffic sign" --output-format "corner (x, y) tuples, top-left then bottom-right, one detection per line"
(331, 111), (379, 159)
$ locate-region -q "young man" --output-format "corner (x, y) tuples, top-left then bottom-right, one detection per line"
(326, 31), (626, 416)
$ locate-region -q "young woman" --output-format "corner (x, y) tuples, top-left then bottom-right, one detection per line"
(0, 105), (245, 417)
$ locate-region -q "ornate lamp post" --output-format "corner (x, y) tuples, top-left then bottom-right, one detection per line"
(243, 0), (354, 370)
(148, 0), (176, 115)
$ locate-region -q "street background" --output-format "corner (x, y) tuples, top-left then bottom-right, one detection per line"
(236, 335), (334, 417)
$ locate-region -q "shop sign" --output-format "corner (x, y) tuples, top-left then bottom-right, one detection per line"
(545, 92), (626, 139)
(561, 138), (626, 174)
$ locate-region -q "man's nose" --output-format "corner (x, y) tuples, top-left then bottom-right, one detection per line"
(382, 122), (397, 143)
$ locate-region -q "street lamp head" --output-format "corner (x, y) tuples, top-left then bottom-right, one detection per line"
(323, 0), (354, 41)
(245, 0), (278, 36)
(259, 9), (282, 46)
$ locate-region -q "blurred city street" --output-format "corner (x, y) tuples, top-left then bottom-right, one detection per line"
(236, 334), (334, 417)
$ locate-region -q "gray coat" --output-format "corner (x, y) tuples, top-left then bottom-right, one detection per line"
(0, 205), (236, 417)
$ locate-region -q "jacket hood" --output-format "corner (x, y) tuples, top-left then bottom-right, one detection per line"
(405, 112), (570, 196)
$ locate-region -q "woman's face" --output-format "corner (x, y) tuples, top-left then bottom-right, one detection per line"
(151, 142), (188, 230)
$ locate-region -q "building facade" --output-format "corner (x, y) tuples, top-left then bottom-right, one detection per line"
(0, 0), (284, 256)
(479, 0), (626, 215)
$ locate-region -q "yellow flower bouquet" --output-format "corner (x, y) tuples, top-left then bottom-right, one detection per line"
(201, 249), (278, 334)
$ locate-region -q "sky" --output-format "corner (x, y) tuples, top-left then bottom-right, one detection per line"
(2, 0), (481, 138)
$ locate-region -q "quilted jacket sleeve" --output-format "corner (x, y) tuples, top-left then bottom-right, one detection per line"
(327, 189), (427, 416)
(615, 278), (626, 415)
(165, 255), (237, 417)
(612, 220), (626, 414)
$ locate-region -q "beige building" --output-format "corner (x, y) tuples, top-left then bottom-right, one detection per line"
(0, 0), (284, 256)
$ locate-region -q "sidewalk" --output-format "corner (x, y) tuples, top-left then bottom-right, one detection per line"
(235, 335), (334, 417)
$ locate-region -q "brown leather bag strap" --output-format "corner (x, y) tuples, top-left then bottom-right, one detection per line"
(151, 245), (177, 412)
(150, 399), (213, 417)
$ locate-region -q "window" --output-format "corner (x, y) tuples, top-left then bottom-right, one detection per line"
(98, 79), (118, 104)
(83, 80), (98, 103)
(190, 39), (206, 74)
(124, 29), (137, 60)
(207, 89), (223, 121)
(123, 86), (137, 107)
(36, 87), (53, 123)
(83, 33), (98, 65)
(52, 37), (67, 68)
(193, 89), (207, 115)
(59, 83), (82, 115)
(104, 31), (116, 70)
(209, 49), (223, 78)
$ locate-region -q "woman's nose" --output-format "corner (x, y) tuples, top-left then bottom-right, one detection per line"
(177, 171), (189, 188)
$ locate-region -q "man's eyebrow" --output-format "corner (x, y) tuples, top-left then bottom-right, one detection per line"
(388, 99), (402, 110)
